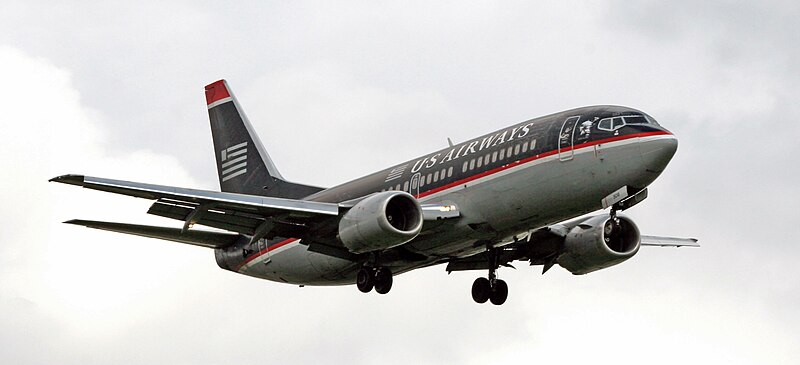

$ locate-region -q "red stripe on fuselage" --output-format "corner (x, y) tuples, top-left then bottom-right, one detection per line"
(416, 130), (671, 199)
(235, 238), (298, 272)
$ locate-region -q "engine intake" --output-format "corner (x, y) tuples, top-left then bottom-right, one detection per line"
(557, 215), (641, 275)
(338, 191), (423, 254)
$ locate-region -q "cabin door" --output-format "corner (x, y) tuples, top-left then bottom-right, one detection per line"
(410, 173), (421, 197)
(558, 116), (581, 161)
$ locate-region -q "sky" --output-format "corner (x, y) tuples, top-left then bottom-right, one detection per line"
(1, 1), (799, 364)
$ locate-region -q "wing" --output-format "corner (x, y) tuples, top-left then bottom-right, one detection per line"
(446, 219), (699, 274)
(50, 174), (340, 244)
(640, 235), (699, 247)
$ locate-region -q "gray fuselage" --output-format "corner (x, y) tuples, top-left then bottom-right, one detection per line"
(214, 105), (678, 285)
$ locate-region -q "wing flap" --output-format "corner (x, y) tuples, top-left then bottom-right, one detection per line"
(147, 200), (263, 234)
(65, 219), (242, 248)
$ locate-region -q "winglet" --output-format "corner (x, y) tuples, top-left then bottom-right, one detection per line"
(49, 174), (85, 186)
(205, 79), (232, 108)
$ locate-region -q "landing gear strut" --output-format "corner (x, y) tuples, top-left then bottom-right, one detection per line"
(471, 247), (509, 305)
(605, 207), (621, 244)
(356, 266), (393, 295)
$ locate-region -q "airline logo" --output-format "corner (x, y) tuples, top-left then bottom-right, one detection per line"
(385, 164), (408, 182)
(221, 142), (248, 181)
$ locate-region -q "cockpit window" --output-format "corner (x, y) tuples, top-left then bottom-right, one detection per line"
(597, 117), (625, 131)
(623, 115), (648, 124)
(642, 113), (660, 126)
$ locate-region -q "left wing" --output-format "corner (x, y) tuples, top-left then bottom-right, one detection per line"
(446, 216), (699, 274)
(50, 174), (340, 243)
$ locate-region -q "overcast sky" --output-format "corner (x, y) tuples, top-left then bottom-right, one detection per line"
(1, 1), (798, 364)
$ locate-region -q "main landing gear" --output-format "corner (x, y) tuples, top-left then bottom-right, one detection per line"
(356, 266), (393, 295)
(471, 247), (509, 305)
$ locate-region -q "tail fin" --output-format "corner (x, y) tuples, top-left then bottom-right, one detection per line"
(205, 80), (323, 199)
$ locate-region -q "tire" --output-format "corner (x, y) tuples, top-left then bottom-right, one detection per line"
(489, 279), (508, 305)
(471, 277), (491, 304)
(356, 268), (374, 293)
(374, 267), (393, 294)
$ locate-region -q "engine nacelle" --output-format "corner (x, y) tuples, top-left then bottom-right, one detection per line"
(557, 215), (641, 275)
(338, 191), (424, 254)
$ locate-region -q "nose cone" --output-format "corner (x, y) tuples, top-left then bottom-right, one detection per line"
(639, 134), (678, 174)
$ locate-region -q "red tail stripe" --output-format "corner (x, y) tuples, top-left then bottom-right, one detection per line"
(205, 79), (231, 106)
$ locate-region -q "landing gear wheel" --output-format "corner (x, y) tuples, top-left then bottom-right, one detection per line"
(471, 277), (491, 304)
(489, 279), (508, 305)
(356, 267), (374, 293)
(374, 267), (393, 294)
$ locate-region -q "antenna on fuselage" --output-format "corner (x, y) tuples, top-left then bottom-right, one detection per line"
(447, 137), (454, 147)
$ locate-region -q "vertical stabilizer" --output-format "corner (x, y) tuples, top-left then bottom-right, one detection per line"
(205, 80), (323, 199)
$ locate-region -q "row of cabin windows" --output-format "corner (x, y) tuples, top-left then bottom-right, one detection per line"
(462, 139), (536, 173)
(380, 138), (536, 194)
(382, 166), (455, 193)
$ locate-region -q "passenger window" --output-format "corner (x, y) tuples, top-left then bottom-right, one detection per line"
(514, 144), (520, 155)
(484, 154), (490, 165)
(507, 146), (513, 158)
(492, 151), (498, 163)
(420, 175), (426, 187)
(403, 181), (409, 191)
(427, 173), (432, 184)
(447, 166), (453, 177)
(433, 171), (439, 182)
(477, 157), (483, 168)
(396, 184), (401, 190)
(469, 159), (475, 170)
(440, 168), (446, 180)
(522, 141), (528, 153)
(499, 148), (505, 160)
(462, 161), (468, 173)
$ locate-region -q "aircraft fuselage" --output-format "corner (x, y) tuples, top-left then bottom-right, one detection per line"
(214, 105), (677, 285)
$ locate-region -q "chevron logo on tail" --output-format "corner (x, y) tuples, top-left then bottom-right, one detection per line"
(221, 142), (248, 181)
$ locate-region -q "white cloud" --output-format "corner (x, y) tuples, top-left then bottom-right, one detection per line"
(0, 46), (213, 350)
(1, 1), (799, 364)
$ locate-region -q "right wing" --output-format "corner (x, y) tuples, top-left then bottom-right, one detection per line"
(640, 235), (699, 247)
(50, 174), (340, 243)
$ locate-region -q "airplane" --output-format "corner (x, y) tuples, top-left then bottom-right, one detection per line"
(50, 79), (698, 305)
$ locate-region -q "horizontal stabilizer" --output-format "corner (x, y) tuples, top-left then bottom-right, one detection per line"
(640, 235), (699, 247)
(65, 219), (242, 248)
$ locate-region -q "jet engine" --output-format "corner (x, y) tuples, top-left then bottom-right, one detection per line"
(338, 191), (424, 254)
(557, 215), (641, 275)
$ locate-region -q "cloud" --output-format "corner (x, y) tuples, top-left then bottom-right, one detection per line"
(1, 1), (800, 364)
(0, 46), (212, 360)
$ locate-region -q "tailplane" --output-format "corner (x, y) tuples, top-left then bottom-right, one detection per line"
(205, 80), (323, 199)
